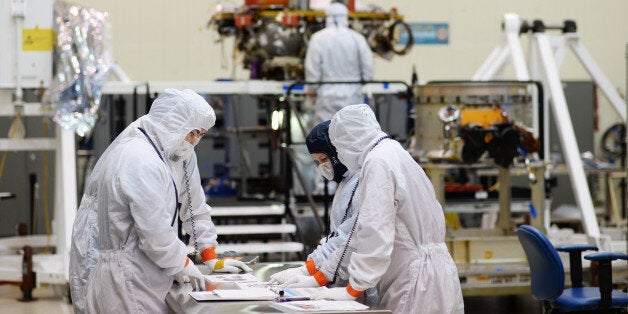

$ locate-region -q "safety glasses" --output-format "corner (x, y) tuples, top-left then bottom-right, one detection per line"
(190, 129), (207, 139)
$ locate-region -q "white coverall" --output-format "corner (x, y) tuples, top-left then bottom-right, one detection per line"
(69, 89), (218, 313)
(308, 171), (359, 282)
(308, 170), (378, 306)
(328, 104), (464, 313)
(295, 2), (374, 196)
(304, 2), (374, 125)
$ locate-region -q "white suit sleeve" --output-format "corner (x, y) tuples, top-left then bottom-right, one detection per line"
(357, 34), (374, 81)
(307, 173), (359, 276)
(179, 155), (218, 252)
(317, 212), (358, 282)
(347, 159), (396, 291)
(119, 153), (188, 275)
(307, 206), (356, 268)
(304, 35), (323, 94)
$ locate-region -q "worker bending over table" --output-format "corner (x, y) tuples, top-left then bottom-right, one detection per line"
(69, 89), (251, 314)
(275, 104), (465, 313)
(270, 120), (377, 306)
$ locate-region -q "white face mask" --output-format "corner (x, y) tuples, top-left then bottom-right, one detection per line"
(192, 136), (201, 146)
(317, 161), (334, 181)
(170, 141), (194, 162)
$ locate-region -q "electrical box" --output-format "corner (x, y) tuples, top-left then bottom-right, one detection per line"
(0, 0), (54, 89)
(446, 235), (527, 264)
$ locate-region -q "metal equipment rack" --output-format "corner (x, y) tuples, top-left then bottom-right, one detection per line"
(473, 13), (627, 245)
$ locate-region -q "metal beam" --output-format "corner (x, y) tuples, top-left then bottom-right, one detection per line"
(568, 35), (626, 122)
(0, 138), (56, 151)
(534, 32), (600, 240)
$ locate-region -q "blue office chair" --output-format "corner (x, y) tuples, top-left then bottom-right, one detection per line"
(517, 225), (628, 313)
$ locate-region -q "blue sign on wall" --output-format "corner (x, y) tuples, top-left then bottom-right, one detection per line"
(398, 22), (449, 45)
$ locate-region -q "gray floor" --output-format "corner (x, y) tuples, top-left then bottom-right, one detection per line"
(464, 295), (543, 313)
(1, 283), (544, 314)
(0, 284), (73, 313)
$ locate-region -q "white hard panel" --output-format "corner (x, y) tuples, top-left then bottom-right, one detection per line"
(0, 0), (53, 89)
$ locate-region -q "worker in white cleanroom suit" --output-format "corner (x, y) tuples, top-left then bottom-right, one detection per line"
(294, 1), (374, 196)
(69, 89), (251, 314)
(304, 2), (374, 126)
(313, 104), (464, 313)
(271, 120), (377, 306)
(273, 120), (358, 282)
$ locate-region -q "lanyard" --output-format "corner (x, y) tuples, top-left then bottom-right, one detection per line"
(329, 135), (391, 285)
(370, 136), (391, 151)
(327, 179), (359, 241)
(137, 128), (181, 227)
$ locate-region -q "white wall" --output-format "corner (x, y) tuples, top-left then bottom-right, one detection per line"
(74, 0), (628, 156)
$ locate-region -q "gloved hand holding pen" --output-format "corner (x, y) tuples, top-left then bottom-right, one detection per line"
(280, 260), (334, 289)
(280, 275), (319, 289)
(200, 247), (252, 273)
(205, 258), (253, 273)
(270, 259), (319, 285)
(268, 266), (309, 284)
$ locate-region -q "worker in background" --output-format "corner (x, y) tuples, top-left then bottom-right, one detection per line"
(269, 120), (376, 305)
(304, 1), (374, 126)
(69, 89), (251, 314)
(294, 1), (374, 196)
(313, 104), (464, 313)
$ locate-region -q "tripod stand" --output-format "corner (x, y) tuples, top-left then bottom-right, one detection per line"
(473, 13), (626, 246)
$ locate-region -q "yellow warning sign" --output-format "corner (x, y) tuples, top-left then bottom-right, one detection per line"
(444, 212), (461, 229)
(22, 28), (55, 51)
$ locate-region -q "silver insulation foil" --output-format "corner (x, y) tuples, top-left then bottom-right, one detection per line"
(47, 1), (113, 137)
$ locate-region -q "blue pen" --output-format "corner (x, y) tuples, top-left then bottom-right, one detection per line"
(279, 296), (310, 302)
(278, 290), (310, 302)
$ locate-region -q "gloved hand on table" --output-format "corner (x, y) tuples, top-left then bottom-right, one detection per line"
(174, 258), (207, 291)
(280, 274), (319, 289)
(205, 258), (253, 273)
(268, 266), (308, 285)
(313, 287), (357, 301)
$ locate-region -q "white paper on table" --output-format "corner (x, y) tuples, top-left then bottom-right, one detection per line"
(205, 273), (260, 283)
(214, 288), (277, 300)
(236, 281), (280, 290)
(274, 300), (369, 312)
(189, 291), (220, 301)
(189, 288), (277, 301)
